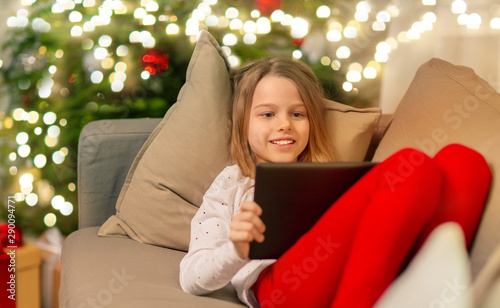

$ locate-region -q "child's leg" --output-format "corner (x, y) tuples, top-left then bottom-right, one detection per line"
(252, 148), (444, 308)
(413, 143), (491, 252)
(329, 145), (491, 308)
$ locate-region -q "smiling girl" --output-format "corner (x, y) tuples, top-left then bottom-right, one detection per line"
(179, 58), (491, 308)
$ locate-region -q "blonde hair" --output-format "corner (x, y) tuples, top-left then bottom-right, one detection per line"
(230, 57), (336, 178)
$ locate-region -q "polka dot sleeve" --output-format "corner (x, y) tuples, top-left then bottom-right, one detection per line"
(179, 165), (254, 295)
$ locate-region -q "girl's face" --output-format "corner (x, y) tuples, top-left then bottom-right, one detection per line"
(247, 75), (310, 164)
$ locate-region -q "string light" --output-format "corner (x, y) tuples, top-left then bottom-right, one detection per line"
(5, 0), (500, 230)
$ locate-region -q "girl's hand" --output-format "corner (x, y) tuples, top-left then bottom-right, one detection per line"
(230, 201), (266, 259)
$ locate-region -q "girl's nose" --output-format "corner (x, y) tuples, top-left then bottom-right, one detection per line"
(276, 116), (292, 132)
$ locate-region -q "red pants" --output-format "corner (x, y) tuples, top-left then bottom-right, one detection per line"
(252, 144), (491, 308)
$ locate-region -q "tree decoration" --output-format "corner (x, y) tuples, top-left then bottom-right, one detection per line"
(141, 49), (169, 75)
(1, 0), (496, 237)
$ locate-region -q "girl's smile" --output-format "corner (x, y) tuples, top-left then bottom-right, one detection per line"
(248, 75), (310, 163)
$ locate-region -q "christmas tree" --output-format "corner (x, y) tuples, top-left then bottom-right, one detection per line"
(1, 0), (400, 237)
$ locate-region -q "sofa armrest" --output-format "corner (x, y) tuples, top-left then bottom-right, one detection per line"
(77, 118), (161, 229)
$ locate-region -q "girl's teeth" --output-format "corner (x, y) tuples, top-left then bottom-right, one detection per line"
(273, 140), (293, 145)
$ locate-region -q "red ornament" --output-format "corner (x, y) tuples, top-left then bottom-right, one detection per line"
(291, 38), (305, 47)
(22, 93), (30, 106)
(140, 49), (169, 75)
(0, 223), (23, 249)
(255, 0), (282, 16)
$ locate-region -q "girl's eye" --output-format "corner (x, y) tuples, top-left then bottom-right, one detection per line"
(292, 112), (305, 118)
(262, 112), (274, 118)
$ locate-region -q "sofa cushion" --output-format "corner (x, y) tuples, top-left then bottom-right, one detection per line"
(61, 227), (245, 308)
(374, 223), (471, 308)
(373, 58), (500, 278)
(325, 99), (381, 161)
(98, 31), (233, 250)
(98, 30), (381, 251)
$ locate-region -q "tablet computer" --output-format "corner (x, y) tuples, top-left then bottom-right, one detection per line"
(249, 161), (377, 259)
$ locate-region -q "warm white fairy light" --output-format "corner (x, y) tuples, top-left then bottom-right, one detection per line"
(111, 80), (125, 92)
(290, 17), (309, 38)
(467, 13), (481, 29)
(143, 14), (156, 25)
(43, 112), (57, 125)
(185, 18), (200, 35)
(18, 144), (31, 157)
(327, 29), (342, 42)
(457, 14), (469, 26)
(51, 195), (64, 210)
(228, 55), (240, 67)
(343, 81), (353, 92)
(452, 0), (467, 14)
(90, 71), (104, 83)
(256, 17), (271, 34)
(145, 1), (159, 12)
(336, 46), (351, 59)
(292, 50), (303, 59)
(343, 26), (357, 38)
(116, 45), (129, 56)
(225, 7), (239, 19)
(243, 20), (257, 33)
(281, 14), (293, 26)
(355, 11), (369, 22)
(32, 18), (51, 32)
(357, 1), (371, 14)
(134, 7), (147, 19)
(166, 23), (180, 35)
(34, 154), (47, 168)
(223, 33), (237, 45)
(316, 5), (331, 18)
(243, 33), (257, 44)
(372, 21), (386, 31)
(83, 0), (95, 7)
(363, 66), (377, 79)
(491, 18), (500, 29)
(27, 111), (39, 124)
(377, 11), (391, 23)
(16, 132), (29, 145)
(47, 125), (61, 138)
(26, 193), (38, 206)
(192, 9), (206, 21)
(69, 11), (83, 22)
(94, 47), (108, 59)
(60, 202), (74, 216)
(205, 15), (218, 27)
(230, 18), (243, 30)
(44, 213), (57, 227)
(99, 35), (112, 47)
(83, 21), (96, 32)
(221, 46), (231, 56)
(52, 150), (65, 164)
(19, 173), (34, 189)
(9, 167), (18, 176)
(251, 10), (260, 18)
(346, 70), (361, 82)
(13, 108), (27, 121)
(271, 10), (284, 22)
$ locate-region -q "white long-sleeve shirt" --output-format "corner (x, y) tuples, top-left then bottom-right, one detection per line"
(179, 165), (275, 307)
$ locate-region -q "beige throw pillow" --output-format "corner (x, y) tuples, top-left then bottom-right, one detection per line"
(373, 58), (500, 278)
(98, 31), (381, 251)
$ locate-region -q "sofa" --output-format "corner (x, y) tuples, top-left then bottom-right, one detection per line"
(60, 31), (500, 307)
